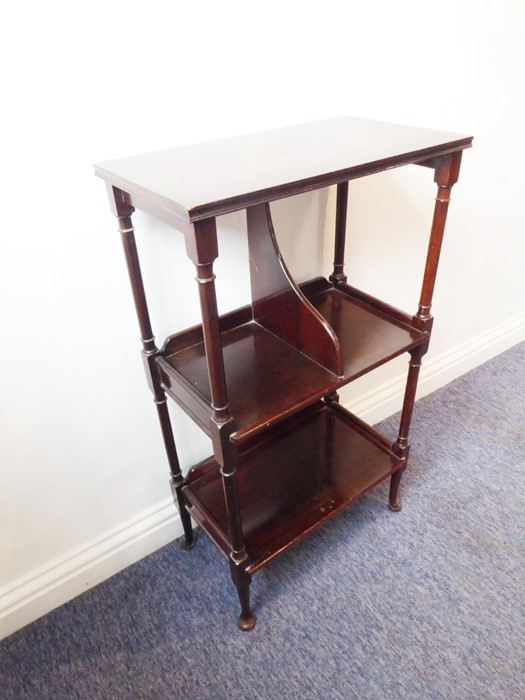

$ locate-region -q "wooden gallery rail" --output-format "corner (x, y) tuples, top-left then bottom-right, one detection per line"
(95, 117), (472, 630)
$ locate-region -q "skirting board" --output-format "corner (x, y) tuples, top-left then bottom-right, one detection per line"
(0, 500), (183, 641)
(1, 311), (524, 641)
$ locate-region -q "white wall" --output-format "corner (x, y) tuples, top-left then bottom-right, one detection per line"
(1, 0), (524, 638)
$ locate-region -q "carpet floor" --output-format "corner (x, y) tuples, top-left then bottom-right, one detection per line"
(2, 342), (524, 699)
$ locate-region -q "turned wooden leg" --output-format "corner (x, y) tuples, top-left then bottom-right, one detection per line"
(416, 152), (462, 327)
(187, 218), (253, 625)
(108, 186), (194, 548)
(155, 398), (195, 549)
(230, 560), (256, 631)
(390, 153), (463, 511)
(175, 494), (195, 549)
(389, 349), (423, 511)
(329, 181), (349, 285)
(389, 468), (405, 512)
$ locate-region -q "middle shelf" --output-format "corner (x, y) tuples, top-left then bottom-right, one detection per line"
(157, 277), (427, 444)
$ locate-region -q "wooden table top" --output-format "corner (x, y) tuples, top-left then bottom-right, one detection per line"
(95, 116), (472, 223)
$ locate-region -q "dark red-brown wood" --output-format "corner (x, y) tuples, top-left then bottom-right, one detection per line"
(106, 185), (195, 548)
(95, 117), (472, 226)
(330, 181), (349, 285)
(97, 118), (472, 631)
(416, 152), (463, 326)
(185, 218), (250, 588)
(247, 203), (343, 376)
(183, 402), (404, 573)
(157, 276), (428, 444)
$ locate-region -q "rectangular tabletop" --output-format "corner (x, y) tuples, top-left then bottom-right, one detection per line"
(95, 116), (472, 223)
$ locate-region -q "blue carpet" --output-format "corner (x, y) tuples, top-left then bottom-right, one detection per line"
(2, 343), (524, 699)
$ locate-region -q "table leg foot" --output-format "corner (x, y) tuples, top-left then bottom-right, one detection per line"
(237, 613), (257, 631)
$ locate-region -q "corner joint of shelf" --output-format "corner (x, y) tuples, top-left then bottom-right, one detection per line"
(392, 442), (410, 462)
(329, 273), (348, 286)
(210, 416), (238, 466)
(412, 314), (434, 335)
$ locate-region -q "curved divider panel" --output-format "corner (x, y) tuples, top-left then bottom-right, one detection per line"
(247, 203), (344, 376)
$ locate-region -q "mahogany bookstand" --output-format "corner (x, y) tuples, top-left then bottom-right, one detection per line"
(95, 117), (472, 630)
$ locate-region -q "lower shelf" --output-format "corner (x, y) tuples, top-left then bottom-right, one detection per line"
(183, 401), (404, 573)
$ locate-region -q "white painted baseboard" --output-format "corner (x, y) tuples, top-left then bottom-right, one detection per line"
(1, 312), (524, 641)
(0, 499), (183, 640)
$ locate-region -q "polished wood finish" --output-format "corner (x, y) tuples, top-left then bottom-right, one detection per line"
(107, 185), (195, 548)
(416, 152), (463, 326)
(183, 402), (404, 573)
(186, 219), (249, 576)
(95, 117), (471, 226)
(247, 203), (343, 375)
(330, 182), (349, 285)
(97, 118), (472, 630)
(389, 348), (424, 511)
(157, 273), (427, 444)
